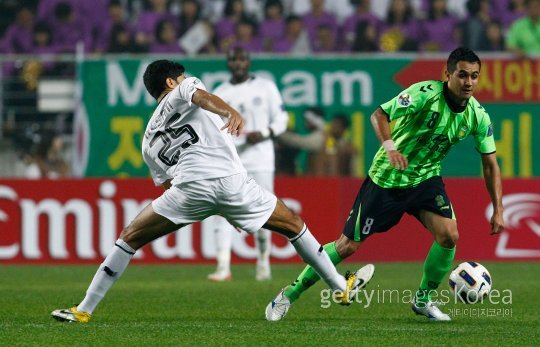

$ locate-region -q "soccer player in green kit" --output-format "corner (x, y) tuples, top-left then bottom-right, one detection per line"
(266, 47), (505, 321)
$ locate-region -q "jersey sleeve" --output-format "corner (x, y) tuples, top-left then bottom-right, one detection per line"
(379, 83), (429, 121)
(265, 81), (289, 137)
(472, 107), (496, 154)
(176, 77), (207, 106)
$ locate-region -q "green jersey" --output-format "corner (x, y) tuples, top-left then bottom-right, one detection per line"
(369, 80), (496, 188)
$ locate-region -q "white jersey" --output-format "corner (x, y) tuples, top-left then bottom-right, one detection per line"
(142, 77), (245, 186)
(213, 76), (288, 173)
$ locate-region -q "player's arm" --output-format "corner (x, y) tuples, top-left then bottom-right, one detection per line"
(191, 89), (245, 136)
(370, 107), (408, 170)
(161, 179), (172, 190)
(481, 153), (505, 235)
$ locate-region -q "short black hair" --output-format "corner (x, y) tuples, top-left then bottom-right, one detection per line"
(447, 47), (481, 73)
(143, 60), (185, 100)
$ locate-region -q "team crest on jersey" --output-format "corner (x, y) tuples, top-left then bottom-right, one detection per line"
(398, 93), (412, 107)
(457, 125), (469, 140)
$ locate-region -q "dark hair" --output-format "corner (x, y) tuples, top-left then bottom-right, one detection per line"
(224, 0), (243, 17)
(34, 22), (52, 41)
(54, 2), (72, 20)
(285, 14), (301, 24)
(447, 47), (481, 72)
(387, 0), (414, 25)
(428, 0), (448, 20)
(264, 0), (283, 18)
(332, 114), (350, 128)
(143, 60), (185, 99)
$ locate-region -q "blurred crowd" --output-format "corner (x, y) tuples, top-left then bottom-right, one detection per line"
(1, 0), (539, 59)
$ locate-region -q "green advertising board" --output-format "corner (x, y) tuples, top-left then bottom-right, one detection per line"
(74, 56), (540, 178)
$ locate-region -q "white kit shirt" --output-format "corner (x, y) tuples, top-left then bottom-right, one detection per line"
(142, 77), (245, 186)
(213, 76), (288, 172)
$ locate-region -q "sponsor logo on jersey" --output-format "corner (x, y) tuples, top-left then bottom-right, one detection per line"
(398, 93), (412, 107)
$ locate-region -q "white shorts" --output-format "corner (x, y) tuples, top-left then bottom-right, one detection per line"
(152, 172), (277, 234)
(248, 171), (274, 193)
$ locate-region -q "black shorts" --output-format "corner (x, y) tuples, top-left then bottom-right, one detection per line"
(342, 176), (455, 242)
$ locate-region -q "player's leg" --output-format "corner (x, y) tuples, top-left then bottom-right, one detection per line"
(207, 215), (234, 281)
(280, 177), (395, 305)
(52, 181), (215, 322)
(262, 199), (349, 294)
(52, 202), (181, 322)
(220, 173), (349, 297)
(250, 171), (274, 281)
(409, 176), (457, 321)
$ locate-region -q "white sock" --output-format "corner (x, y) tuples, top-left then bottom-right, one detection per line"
(77, 239), (135, 314)
(289, 225), (346, 292)
(256, 228), (271, 268)
(214, 216), (232, 274)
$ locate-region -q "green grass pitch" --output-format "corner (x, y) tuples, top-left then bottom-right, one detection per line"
(1, 262), (539, 346)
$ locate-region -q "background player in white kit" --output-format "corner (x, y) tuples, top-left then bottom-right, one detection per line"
(50, 60), (373, 323)
(208, 47), (288, 282)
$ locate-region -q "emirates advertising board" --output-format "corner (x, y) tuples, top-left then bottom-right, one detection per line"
(0, 178), (538, 264)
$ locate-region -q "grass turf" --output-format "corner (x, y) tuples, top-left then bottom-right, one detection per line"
(0, 262), (538, 346)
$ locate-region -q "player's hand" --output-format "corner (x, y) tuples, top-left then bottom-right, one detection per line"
(387, 150), (408, 170)
(490, 210), (505, 235)
(221, 111), (245, 136)
(246, 131), (264, 144)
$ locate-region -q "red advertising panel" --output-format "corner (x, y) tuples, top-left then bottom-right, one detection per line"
(0, 178), (538, 264)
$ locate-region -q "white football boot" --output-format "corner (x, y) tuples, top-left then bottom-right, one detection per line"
(411, 296), (451, 321)
(265, 289), (291, 321)
(265, 264), (375, 321)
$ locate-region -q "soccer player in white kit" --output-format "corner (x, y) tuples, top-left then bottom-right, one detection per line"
(207, 47), (288, 282)
(50, 59), (370, 323)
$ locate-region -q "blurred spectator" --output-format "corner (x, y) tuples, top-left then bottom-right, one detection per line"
(272, 14), (312, 53)
(379, 0), (421, 52)
(51, 2), (93, 52)
(342, 0), (383, 51)
(494, 0), (526, 28)
(95, 0), (134, 53)
(27, 131), (70, 179)
(30, 22), (59, 75)
(459, 0), (492, 50)
(478, 20), (505, 51)
(277, 107), (326, 175)
(221, 18), (263, 53)
(150, 18), (183, 53)
(420, 0), (460, 52)
(313, 24), (339, 52)
(2, 5), (35, 54)
(134, 0), (176, 48)
(506, 0), (540, 57)
(215, 0), (250, 44)
(302, 0), (338, 44)
(259, 0), (286, 51)
(351, 20), (379, 52)
(108, 23), (145, 53)
(320, 114), (355, 176)
(178, 0), (201, 37)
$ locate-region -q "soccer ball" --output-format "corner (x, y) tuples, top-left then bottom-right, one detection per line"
(449, 261), (492, 304)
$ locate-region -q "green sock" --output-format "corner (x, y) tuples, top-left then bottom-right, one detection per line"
(284, 242), (343, 303)
(416, 241), (456, 304)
